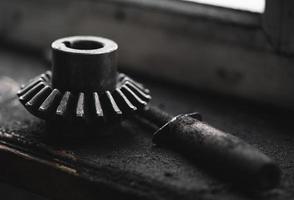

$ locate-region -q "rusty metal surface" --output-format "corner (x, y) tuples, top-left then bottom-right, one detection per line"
(0, 49), (294, 199)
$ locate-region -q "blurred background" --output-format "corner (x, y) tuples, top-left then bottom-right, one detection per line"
(0, 0), (293, 199)
(0, 0), (293, 110)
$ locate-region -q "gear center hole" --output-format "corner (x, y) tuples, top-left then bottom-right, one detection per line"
(63, 40), (104, 50)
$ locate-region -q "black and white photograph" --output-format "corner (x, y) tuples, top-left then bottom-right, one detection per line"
(0, 0), (292, 199)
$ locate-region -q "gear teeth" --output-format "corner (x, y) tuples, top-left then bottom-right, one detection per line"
(20, 72), (45, 89)
(19, 82), (45, 103)
(105, 91), (122, 116)
(39, 89), (61, 114)
(45, 71), (52, 79)
(125, 81), (151, 101)
(56, 91), (73, 118)
(114, 88), (137, 112)
(25, 85), (52, 111)
(38, 71), (51, 82)
(76, 92), (86, 119)
(93, 92), (104, 119)
(120, 85), (147, 108)
(18, 78), (43, 96)
(18, 71), (151, 124)
(120, 74), (150, 93)
(118, 73), (125, 81)
(129, 80), (150, 94)
(40, 74), (49, 82)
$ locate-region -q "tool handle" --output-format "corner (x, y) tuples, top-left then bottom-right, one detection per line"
(153, 114), (281, 190)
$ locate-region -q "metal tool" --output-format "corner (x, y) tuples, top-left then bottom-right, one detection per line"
(137, 106), (281, 190)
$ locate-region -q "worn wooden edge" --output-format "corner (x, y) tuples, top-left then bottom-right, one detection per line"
(0, 143), (144, 200)
(0, 130), (202, 200)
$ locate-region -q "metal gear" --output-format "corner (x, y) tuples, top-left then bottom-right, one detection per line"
(17, 36), (151, 126)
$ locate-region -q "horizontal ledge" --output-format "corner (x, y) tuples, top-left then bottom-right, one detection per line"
(105, 0), (261, 27)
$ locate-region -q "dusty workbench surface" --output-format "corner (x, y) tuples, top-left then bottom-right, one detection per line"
(0, 49), (293, 200)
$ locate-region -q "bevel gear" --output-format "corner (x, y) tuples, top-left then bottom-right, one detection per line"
(17, 36), (151, 129)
